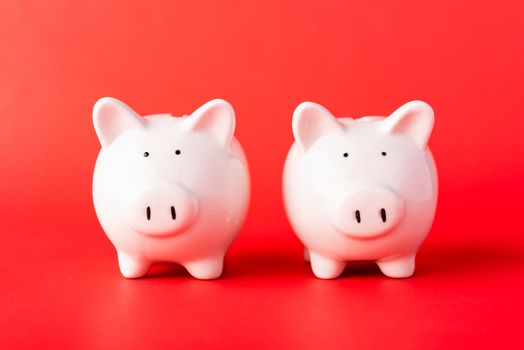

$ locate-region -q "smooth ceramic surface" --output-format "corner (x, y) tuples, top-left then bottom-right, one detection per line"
(283, 101), (438, 279)
(92, 98), (250, 279)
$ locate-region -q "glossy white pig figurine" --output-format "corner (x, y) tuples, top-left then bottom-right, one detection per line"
(92, 98), (250, 279)
(283, 101), (437, 279)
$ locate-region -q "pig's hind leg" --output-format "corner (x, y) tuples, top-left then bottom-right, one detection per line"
(117, 252), (151, 278)
(376, 254), (416, 278)
(309, 251), (346, 279)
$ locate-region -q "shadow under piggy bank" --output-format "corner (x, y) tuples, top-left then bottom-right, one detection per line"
(119, 239), (523, 280)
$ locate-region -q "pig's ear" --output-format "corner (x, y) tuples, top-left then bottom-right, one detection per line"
(292, 102), (344, 152)
(184, 99), (235, 148)
(93, 97), (145, 148)
(381, 101), (434, 148)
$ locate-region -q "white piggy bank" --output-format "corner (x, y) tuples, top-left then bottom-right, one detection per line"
(92, 98), (250, 279)
(283, 101), (438, 279)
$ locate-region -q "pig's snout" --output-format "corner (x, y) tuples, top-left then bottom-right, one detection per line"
(329, 186), (404, 239)
(123, 184), (198, 237)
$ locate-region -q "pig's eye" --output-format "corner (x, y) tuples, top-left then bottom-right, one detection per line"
(381, 151), (387, 156)
(343, 153), (349, 158)
(175, 149), (181, 155)
(143, 152), (150, 157)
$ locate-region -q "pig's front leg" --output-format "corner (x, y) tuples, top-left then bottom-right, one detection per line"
(184, 256), (224, 280)
(376, 254), (416, 278)
(117, 252), (151, 278)
(309, 251), (346, 279)
(304, 247), (310, 262)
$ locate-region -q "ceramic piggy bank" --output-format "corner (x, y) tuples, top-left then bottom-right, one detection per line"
(92, 98), (250, 279)
(283, 101), (437, 279)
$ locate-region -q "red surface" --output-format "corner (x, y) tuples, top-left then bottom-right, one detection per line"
(1, 0), (524, 348)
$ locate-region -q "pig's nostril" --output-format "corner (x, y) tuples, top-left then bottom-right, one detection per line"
(171, 206), (176, 220)
(355, 210), (361, 224)
(380, 208), (387, 223)
(146, 206), (151, 221)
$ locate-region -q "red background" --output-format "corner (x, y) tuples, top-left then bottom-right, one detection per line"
(1, 0), (523, 348)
